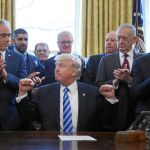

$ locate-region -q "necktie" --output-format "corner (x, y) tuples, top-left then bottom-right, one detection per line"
(63, 87), (73, 132)
(122, 53), (130, 70)
(23, 53), (28, 75)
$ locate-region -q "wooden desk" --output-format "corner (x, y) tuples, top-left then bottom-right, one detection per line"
(0, 131), (148, 150)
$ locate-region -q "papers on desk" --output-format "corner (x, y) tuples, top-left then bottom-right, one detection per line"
(58, 135), (97, 141)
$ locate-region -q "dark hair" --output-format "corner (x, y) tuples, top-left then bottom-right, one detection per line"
(13, 28), (28, 39)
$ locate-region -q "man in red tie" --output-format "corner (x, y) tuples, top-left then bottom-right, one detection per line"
(96, 24), (143, 131)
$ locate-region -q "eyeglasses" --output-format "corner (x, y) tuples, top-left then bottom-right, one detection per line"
(36, 49), (49, 53)
(59, 41), (73, 45)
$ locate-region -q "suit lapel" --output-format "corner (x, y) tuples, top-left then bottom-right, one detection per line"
(77, 83), (87, 130)
(5, 50), (13, 71)
(115, 52), (121, 68)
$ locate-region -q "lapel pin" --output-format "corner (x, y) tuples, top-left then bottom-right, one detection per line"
(82, 93), (86, 96)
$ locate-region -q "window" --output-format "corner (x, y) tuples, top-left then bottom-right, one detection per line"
(16, 0), (82, 55)
(142, 0), (150, 52)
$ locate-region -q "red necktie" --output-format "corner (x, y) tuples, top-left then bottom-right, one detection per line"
(122, 53), (130, 70)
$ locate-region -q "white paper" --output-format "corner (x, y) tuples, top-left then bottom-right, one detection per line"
(58, 135), (97, 141)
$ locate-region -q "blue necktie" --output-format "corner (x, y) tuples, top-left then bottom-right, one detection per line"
(63, 87), (73, 132)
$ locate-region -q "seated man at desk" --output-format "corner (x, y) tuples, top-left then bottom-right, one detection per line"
(16, 54), (116, 132)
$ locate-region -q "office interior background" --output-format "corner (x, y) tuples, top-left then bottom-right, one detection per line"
(1, 0), (149, 57)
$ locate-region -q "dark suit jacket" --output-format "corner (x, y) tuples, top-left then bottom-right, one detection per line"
(17, 82), (103, 131)
(42, 56), (56, 85)
(95, 51), (143, 131)
(0, 49), (26, 130)
(131, 53), (150, 114)
(26, 53), (45, 76)
(83, 54), (105, 86)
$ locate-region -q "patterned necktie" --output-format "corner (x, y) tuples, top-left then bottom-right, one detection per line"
(63, 87), (73, 132)
(122, 53), (130, 70)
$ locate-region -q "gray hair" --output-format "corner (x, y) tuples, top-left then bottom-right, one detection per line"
(55, 53), (81, 79)
(0, 19), (11, 29)
(35, 42), (49, 51)
(57, 31), (73, 42)
(116, 23), (136, 36)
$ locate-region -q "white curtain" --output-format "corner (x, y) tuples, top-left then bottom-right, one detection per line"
(74, 0), (82, 55)
(142, 0), (150, 52)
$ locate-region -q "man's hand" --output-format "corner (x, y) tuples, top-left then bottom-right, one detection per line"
(28, 72), (45, 86)
(113, 65), (132, 84)
(0, 56), (7, 80)
(19, 78), (35, 96)
(99, 84), (116, 99)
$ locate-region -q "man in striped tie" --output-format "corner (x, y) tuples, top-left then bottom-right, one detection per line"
(16, 53), (116, 131)
(63, 87), (73, 132)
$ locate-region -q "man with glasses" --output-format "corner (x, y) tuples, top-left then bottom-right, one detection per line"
(34, 42), (50, 65)
(57, 31), (73, 54)
(0, 19), (26, 130)
(43, 31), (86, 85)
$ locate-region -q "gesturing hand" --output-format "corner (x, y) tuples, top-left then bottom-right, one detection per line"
(28, 72), (45, 86)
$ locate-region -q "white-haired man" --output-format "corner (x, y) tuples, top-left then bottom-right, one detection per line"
(16, 54), (115, 131)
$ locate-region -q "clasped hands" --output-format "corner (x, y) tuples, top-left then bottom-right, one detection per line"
(0, 55), (7, 80)
(19, 72), (45, 96)
(113, 64), (132, 84)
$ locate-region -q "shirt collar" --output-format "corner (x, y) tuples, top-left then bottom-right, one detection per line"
(119, 49), (134, 58)
(61, 81), (78, 94)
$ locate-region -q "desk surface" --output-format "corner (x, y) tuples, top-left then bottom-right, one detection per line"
(0, 131), (149, 150)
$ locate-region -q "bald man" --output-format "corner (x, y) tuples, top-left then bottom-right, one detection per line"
(83, 31), (117, 86)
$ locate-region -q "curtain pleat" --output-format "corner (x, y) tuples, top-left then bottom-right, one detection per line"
(82, 0), (133, 57)
(0, 0), (15, 31)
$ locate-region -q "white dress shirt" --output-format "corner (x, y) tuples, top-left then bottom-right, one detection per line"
(60, 81), (78, 132)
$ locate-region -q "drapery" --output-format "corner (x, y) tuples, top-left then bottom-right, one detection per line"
(82, 0), (133, 57)
(0, 0), (15, 30)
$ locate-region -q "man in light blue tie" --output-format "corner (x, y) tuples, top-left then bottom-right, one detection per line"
(16, 53), (115, 131)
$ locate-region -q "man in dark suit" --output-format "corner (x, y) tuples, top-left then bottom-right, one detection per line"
(83, 31), (117, 86)
(131, 54), (150, 117)
(0, 19), (27, 130)
(96, 24), (143, 131)
(12, 28), (44, 76)
(16, 54), (113, 131)
(43, 31), (86, 85)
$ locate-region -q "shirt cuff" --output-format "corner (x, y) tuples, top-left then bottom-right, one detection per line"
(16, 93), (27, 103)
(113, 80), (119, 89)
(105, 97), (119, 104)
